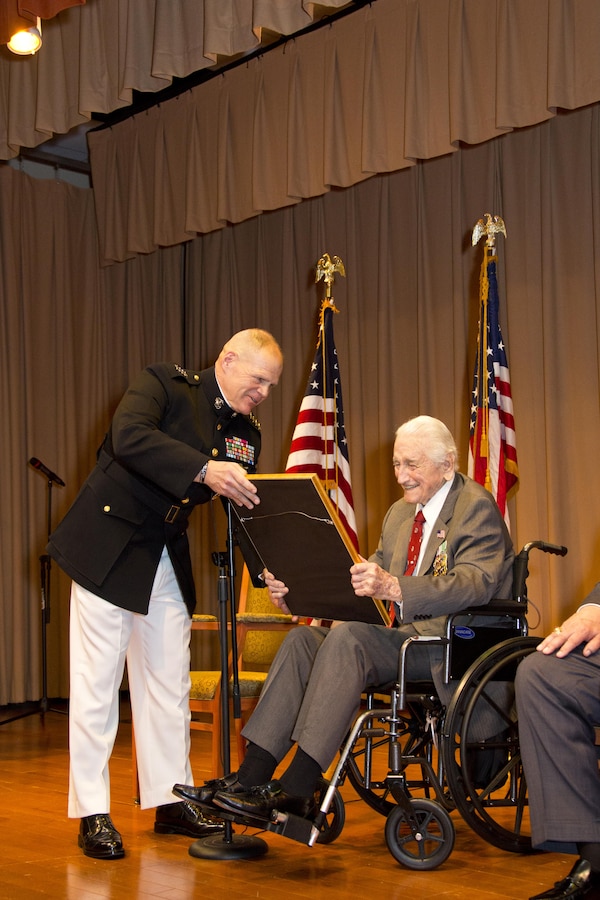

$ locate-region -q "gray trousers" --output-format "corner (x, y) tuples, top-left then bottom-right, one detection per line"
(515, 648), (600, 852)
(241, 621), (439, 772)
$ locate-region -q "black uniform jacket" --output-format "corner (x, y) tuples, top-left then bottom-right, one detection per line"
(47, 363), (261, 616)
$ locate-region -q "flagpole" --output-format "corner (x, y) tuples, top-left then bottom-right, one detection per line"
(469, 213), (519, 528)
(315, 253), (345, 494)
(286, 252), (359, 553)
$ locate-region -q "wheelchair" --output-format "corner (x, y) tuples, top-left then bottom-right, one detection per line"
(313, 539), (567, 869)
(182, 541), (566, 869)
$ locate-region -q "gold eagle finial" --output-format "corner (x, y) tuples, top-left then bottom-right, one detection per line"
(315, 253), (345, 301)
(472, 213), (507, 251)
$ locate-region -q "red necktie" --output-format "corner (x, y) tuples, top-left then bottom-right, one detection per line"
(389, 509), (426, 626)
(404, 509), (426, 576)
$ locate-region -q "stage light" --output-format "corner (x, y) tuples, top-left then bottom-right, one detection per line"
(7, 17), (42, 56)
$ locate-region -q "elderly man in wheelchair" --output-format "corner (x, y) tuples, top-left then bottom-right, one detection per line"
(175, 415), (524, 839)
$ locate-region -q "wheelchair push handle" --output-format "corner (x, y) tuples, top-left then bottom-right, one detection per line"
(512, 541), (568, 603)
(521, 540), (568, 557)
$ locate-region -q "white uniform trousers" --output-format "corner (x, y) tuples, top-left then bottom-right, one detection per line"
(68, 547), (193, 817)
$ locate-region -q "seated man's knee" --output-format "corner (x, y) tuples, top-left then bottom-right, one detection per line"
(326, 620), (373, 644)
(283, 622), (327, 655)
(515, 650), (552, 703)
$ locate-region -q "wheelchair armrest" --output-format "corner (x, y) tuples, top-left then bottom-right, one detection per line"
(453, 600), (527, 618)
(398, 635), (448, 710)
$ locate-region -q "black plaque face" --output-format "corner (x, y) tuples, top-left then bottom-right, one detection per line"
(230, 474), (388, 625)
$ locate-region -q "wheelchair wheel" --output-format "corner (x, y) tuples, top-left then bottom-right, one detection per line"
(384, 798), (455, 870)
(442, 636), (541, 853)
(314, 777), (346, 844)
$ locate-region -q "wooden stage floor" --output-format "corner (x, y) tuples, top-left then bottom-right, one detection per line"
(0, 699), (572, 899)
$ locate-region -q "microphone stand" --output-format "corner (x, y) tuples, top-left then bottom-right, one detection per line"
(189, 499), (267, 860)
(1, 471), (67, 725)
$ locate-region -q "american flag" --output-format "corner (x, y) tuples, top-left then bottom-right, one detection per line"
(286, 300), (359, 551)
(468, 246), (519, 525)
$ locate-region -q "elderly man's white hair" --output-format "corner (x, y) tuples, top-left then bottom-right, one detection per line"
(395, 415), (459, 471)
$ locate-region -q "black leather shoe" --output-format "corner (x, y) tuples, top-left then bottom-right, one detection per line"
(530, 859), (600, 899)
(172, 771), (245, 805)
(213, 779), (316, 820)
(78, 814), (124, 860)
(154, 800), (224, 837)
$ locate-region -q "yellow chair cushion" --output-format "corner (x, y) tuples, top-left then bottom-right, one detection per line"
(189, 670), (268, 701)
(189, 671), (221, 700)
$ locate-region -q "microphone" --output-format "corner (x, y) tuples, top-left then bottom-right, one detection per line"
(29, 457), (65, 487)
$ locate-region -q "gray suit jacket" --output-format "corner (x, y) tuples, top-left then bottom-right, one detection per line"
(370, 472), (515, 636)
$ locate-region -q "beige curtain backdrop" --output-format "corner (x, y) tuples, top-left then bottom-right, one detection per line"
(88, 0), (600, 264)
(0, 0), (352, 159)
(1, 101), (600, 703)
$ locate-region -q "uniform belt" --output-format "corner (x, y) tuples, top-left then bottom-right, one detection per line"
(97, 448), (185, 524)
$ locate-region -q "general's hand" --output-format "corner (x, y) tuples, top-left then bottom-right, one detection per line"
(350, 556), (402, 602)
(264, 569), (297, 620)
(196, 461), (259, 509)
(537, 605), (600, 658)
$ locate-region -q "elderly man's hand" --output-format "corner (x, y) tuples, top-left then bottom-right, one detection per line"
(263, 569), (297, 620)
(350, 557), (402, 602)
(538, 605), (600, 658)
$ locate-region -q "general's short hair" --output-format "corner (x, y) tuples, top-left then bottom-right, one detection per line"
(221, 329), (283, 364)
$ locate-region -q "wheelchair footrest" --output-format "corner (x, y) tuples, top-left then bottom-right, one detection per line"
(271, 810), (315, 844)
(190, 798), (316, 845)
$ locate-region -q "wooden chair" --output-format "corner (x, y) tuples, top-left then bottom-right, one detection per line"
(189, 565), (297, 778)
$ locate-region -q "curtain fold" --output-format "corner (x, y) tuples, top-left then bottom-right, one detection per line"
(185, 84), (225, 236)
(286, 35), (328, 200)
(87, 0), (600, 264)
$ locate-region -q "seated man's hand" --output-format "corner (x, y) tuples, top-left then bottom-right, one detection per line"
(350, 557), (402, 602)
(263, 569), (297, 620)
(538, 604), (600, 658)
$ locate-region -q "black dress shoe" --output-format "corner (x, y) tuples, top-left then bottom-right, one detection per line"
(530, 858), (600, 899)
(466, 729), (509, 791)
(78, 814), (124, 860)
(154, 800), (224, 837)
(213, 779), (316, 820)
(172, 771), (245, 805)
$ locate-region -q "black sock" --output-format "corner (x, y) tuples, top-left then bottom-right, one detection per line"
(279, 747), (322, 799)
(577, 843), (600, 873)
(236, 743), (278, 788)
